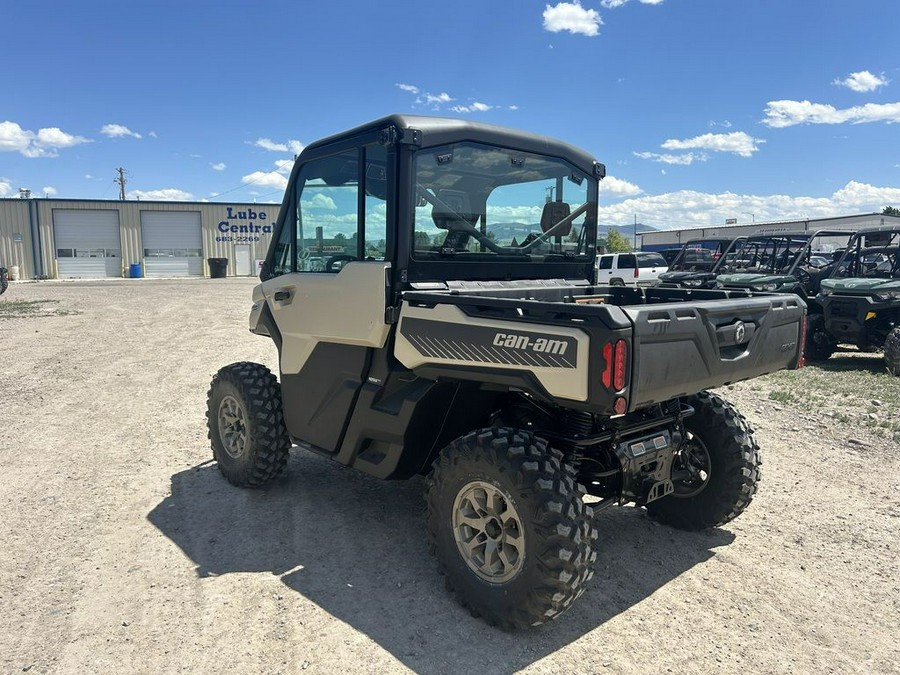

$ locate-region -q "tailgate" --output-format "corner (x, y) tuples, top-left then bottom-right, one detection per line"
(623, 294), (805, 408)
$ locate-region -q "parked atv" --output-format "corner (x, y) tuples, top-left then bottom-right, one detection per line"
(819, 227), (900, 373)
(657, 237), (745, 288)
(206, 115), (806, 629)
(714, 230), (852, 361)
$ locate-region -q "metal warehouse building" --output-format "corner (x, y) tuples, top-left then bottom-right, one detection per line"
(0, 198), (281, 280)
(638, 213), (900, 251)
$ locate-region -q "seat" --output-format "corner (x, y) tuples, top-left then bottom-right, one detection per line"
(540, 201), (572, 236)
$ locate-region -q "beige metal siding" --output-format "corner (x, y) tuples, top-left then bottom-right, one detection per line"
(0, 200), (36, 280)
(33, 199), (282, 278)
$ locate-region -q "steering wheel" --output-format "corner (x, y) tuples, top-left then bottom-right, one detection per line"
(325, 254), (355, 272)
(794, 267), (812, 285)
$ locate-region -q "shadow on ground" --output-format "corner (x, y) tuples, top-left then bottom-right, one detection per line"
(809, 347), (886, 375)
(148, 451), (735, 674)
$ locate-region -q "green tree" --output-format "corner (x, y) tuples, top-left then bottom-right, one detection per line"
(605, 228), (632, 253)
(414, 230), (432, 248)
(882, 206), (900, 217)
(334, 232), (347, 240)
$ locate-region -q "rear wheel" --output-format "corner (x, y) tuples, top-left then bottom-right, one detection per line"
(805, 314), (835, 361)
(646, 392), (760, 531)
(206, 362), (290, 487)
(884, 326), (900, 376)
(425, 427), (597, 629)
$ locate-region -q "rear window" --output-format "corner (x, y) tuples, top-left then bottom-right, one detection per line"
(616, 254), (636, 269)
(637, 253), (666, 268)
(598, 255), (613, 270)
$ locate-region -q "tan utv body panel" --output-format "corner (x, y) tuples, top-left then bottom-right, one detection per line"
(257, 262), (392, 375)
(395, 301), (591, 402)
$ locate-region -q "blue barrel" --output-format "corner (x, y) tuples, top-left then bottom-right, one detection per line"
(129, 263), (143, 278)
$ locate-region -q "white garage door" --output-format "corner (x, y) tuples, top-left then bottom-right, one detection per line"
(141, 211), (203, 277)
(54, 210), (122, 278)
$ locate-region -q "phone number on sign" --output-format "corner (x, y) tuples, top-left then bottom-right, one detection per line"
(216, 236), (261, 243)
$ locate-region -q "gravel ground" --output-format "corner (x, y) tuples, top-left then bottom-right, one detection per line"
(0, 278), (897, 675)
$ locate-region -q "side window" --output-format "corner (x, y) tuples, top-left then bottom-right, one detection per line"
(272, 215), (293, 276)
(363, 145), (388, 260)
(617, 254), (636, 269)
(295, 149), (359, 272)
(598, 255), (613, 270)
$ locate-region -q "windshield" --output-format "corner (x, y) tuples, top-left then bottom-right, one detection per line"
(637, 253), (666, 268)
(411, 142), (595, 263)
(721, 236), (809, 274)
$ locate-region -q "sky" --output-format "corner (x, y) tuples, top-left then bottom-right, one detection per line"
(1, 0), (899, 231)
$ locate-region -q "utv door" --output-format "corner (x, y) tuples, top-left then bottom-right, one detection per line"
(261, 143), (392, 452)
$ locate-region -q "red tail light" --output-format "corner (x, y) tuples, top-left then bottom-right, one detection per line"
(601, 342), (613, 388)
(796, 313), (808, 369)
(634, 266), (639, 278)
(613, 339), (627, 390)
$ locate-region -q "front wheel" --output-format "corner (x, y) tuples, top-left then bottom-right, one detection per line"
(646, 392), (760, 531)
(206, 362), (290, 487)
(884, 326), (900, 376)
(805, 314), (836, 361)
(425, 427), (597, 629)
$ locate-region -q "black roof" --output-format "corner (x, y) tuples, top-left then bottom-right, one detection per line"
(302, 114), (604, 178)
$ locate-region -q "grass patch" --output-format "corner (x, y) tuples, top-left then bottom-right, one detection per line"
(768, 390), (797, 405)
(0, 299), (77, 319)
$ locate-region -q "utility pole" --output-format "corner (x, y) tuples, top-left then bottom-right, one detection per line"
(115, 167), (127, 200)
(633, 214), (637, 250)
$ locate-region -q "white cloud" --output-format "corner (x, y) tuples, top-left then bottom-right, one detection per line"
(0, 180), (10, 197)
(0, 121), (90, 158)
(543, 2), (602, 36)
(42, 186), (57, 196)
(274, 159), (295, 175)
(254, 137), (288, 152)
(241, 170), (288, 191)
(661, 131), (765, 158)
(101, 123), (141, 139)
(425, 92), (453, 104)
(451, 102), (493, 113)
(148, 131), (158, 138)
(127, 188), (194, 201)
(302, 193), (337, 210)
(601, 0), (664, 7)
(210, 162), (226, 171)
(253, 137), (304, 154)
(599, 176), (642, 197)
(597, 180), (900, 229)
(396, 83), (419, 94)
(634, 151), (708, 165)
(763, 100), (900, 127)
(708, 119), (733, 129)
(833, 70), (889, 93)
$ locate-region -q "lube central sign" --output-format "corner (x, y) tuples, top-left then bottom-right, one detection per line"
(216, 206), (273, 243)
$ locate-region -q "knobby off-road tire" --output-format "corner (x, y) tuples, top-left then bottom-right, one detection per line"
(206, 362), (290, 487)
(646, 391), (760, 531)
(805, 314), (836, 362)
(425, 427), (598, 630)
(884, 326), (900, 376)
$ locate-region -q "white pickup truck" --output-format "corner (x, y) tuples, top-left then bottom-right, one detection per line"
(596, 251), (668, 286)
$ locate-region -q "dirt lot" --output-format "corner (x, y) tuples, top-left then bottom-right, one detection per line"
(1, 279), (897, 675)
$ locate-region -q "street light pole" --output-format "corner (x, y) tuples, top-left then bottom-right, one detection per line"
(633, 214), (637, 250)
(743, 212), (755, 223)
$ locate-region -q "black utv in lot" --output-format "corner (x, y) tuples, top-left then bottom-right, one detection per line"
(657, 237), (745, 288)
(206, 115), (806, 629)
(818, 227), (900, 373)
(713, 230), (853, 360)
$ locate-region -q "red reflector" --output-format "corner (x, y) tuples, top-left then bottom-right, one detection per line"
(614, 397), (627, 414)
(797, 313), (808, 369)
(601, 342), (613, 388)
(613, 339), (627, 391)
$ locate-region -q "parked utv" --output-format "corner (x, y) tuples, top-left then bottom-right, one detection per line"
(658, 237), (745, 288)
(818, 227), (900, 373)
(206, 115), (806, 629)
(714, 230), (852, 360)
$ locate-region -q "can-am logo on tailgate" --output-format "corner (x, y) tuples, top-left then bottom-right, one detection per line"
(493, 332), (569, 356)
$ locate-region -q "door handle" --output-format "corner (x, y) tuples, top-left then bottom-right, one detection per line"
(273, 290), (292, 302)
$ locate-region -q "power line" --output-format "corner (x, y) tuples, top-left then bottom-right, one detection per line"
(114, 167), (127, 200)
